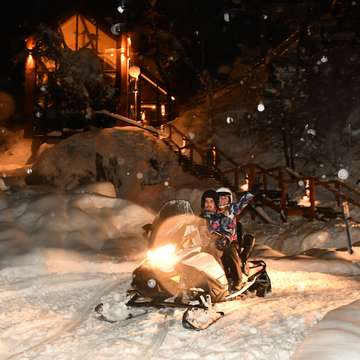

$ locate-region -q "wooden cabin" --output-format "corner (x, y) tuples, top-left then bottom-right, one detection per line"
(24, 13), (176, 136)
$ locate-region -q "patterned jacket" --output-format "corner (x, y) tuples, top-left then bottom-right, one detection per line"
(201, 192), (254, 242)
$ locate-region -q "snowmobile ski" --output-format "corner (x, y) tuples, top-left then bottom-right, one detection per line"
(182, 295), (224, 330)
(94, 302), (149, 323)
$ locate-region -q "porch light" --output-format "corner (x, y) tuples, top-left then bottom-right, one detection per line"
(129, 65), (141, 79)
(26, 37), (36, 51)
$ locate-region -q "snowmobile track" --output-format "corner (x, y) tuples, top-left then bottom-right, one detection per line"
(5, 276), (128, 360)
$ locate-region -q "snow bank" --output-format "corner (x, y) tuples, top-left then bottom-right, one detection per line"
(0, 190), (154, 254)
(25, 127), (205, 210)
(292, 300), (360, 360)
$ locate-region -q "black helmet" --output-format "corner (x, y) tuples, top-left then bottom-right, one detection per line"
(201, 189), (219, 209)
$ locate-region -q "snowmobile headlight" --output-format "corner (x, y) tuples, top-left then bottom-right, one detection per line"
(147, 278), (157, 288)
(147, 244), (178, 272)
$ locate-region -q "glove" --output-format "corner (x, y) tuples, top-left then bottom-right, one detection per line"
(215, 237), (230, 251)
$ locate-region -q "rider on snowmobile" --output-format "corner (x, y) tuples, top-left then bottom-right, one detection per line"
(200, 189), (248, 290)
(216, 187), (255, 275)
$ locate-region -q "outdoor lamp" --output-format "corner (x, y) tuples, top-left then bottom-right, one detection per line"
(129, 65), (141, 79)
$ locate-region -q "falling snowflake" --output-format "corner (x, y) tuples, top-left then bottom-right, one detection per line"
(257, 102), (265, 112)
(338, 168), (349, 180)
(307, 129), (316, 136)
(321, 174), (327, 179)
(263, 14), (268, 20)
(298, 180), (305, 187)
(26, 168), (33, 174)
(224, 12), (230, 22)
(164, 181), (169, 187)
(126, 172), (130, 176)
(40, 85), (47, 92)
(136, 172), (144, 180)
(300, 137), (305, 142)
(320, 56), (328, 63)
(35, 111), (42, 118)
(226, 116), (234, 124)
(188, 132), (195, 140)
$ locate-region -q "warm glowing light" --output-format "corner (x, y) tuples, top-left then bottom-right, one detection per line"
(120, 53), (126, 63)
(240, 178), (249, 191)
(129, 65), (141, 78)
(26, 37), (36, 51)
(147, 244), (178, 272)
(127, 37), (131, 46)
(161, 104), (166, 116)
(26, 55), (35, 70)
(297, 180), (319, 207)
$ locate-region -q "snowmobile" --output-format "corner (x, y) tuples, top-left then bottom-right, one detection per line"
(123, 200), (272, 329)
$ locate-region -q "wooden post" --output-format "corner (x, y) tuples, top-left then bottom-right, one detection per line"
(75, 14), (79, 51)
(262, 173), (267, 192)
(189, 145), (193, 164)
(248, 164), (256, 191)
(116, 34), (129, 116)
(279, 168), (287, 221)
(309, 177), (316, 220)
(335, 182), (341, 206)
(156, 85), (160, 126)
(137, 76), (142, 122)
(24, 36), (37, 137)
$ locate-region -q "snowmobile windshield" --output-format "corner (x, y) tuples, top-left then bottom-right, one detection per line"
(149, 200), (201, 249)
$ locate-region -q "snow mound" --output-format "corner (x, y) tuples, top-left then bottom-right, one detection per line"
(26, 127), (201, 209)
(0, 190), (154, 254)
(293, 300), (360, 360)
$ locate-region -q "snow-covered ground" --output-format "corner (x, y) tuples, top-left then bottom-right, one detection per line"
(0, 188), (359, 360)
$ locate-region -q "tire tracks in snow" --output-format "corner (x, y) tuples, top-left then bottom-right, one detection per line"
(5, 276), (129, 360)
(141, 309), (176, 360)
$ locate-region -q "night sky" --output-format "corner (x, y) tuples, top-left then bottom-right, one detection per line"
(0, 0), (338, 97)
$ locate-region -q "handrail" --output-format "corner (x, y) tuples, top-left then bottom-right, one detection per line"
(97, 111), (360, 221)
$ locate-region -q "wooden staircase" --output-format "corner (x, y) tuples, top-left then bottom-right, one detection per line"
(98, 110), (360, 223)
(97, 22), (360, 222)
